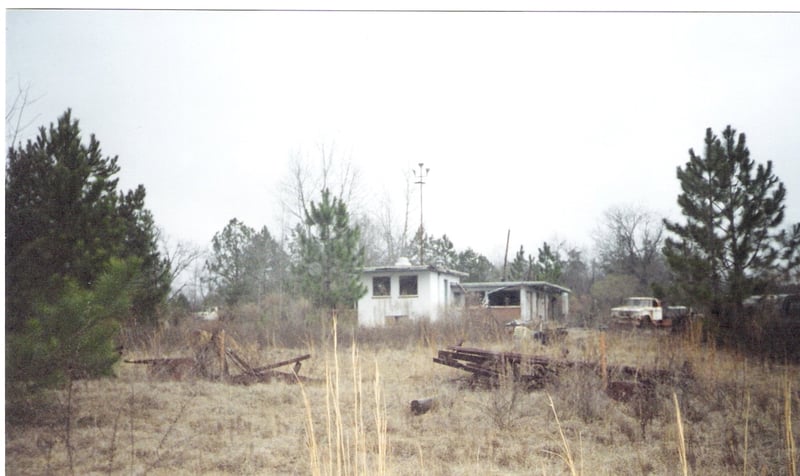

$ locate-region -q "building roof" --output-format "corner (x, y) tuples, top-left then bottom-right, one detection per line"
(361, 257), (469, 278)
(456, 281), (571, 295)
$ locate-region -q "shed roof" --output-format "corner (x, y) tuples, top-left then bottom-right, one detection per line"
(456, 281), (571, 295)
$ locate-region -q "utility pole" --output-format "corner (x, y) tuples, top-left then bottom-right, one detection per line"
(502, 229), (511, 281)
(413, 162), (430, 264)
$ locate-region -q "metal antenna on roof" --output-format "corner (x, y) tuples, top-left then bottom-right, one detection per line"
(413, 162), (430, 264)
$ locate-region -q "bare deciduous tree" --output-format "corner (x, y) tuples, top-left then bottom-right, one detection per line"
(593, 205), (668, 291)
(187, 256), (211, 308)
(372, 168), (414, 264)
(157, 229), (204, 300)
(279, 142), (362, 232)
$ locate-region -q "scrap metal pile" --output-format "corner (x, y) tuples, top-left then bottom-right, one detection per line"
(434, 345), (564, 389)
(125, 329), (312, 385)
(433, 344), (687, 399)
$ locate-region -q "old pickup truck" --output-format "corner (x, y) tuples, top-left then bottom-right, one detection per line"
(611, 297), (684, 328)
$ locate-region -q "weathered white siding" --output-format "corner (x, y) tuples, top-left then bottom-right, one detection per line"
(357, 267), (463, 327)
(359, 270), (571, 327)
(456, 281), (571, 324)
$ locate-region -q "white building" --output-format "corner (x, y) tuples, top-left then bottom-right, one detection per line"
(357, 258), (570, 327)
(357, 257), (468, 327)
(454, 281), (571, 325)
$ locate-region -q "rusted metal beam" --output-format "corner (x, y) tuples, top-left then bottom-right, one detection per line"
(433, 356), (498, 378)
(125, 345), (314, 385)
(226, 348), (256, 376)
(124, 358), (187, 365)
(444, 346), (557, 366)
(434, 346), (683, 390)
(251, 354), (311, 374)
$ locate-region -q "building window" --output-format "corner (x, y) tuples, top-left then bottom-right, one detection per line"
(489, 289), (520, 306)
(372, 276), (391, 297)
(399, 275), (418, 296)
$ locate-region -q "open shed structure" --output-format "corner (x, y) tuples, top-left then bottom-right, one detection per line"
(454, 281), (571, 325)
(357, 258), (468, 327)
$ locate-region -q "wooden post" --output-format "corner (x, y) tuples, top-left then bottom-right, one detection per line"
(217, 329), (228, 379)
(599, 330), (608, 391)
(502, 229), (510, 281)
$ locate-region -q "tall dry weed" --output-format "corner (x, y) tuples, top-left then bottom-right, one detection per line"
(10, 312), (800, 475)
(473, 367), (525, 431)
(785, 369), (797, 476)
(298, 371), (321, 476)
(674, 392), (689, 476)
(299, 317), (388, 475)
(743, 389), (751, 476)
(373, 360), (388, 475)
(547, 393), (580, 476)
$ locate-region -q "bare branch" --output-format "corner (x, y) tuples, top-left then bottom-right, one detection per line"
(278, 143), (362, 236)
(5, 80), (43, 148)
(158, 230), (204, 300)
(594, 205), (667, 289)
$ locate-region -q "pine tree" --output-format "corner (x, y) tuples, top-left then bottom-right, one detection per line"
(7, 258), (138, 393)
(292, 188), (366, 311)
(206, 220), (288, 307)
(407, 232), (458, 266)
(206, 218), (256, 306)
(424, 234), (458, 267)
(663, 126), (799, 317)
(5, 109), (167, 330)
(455, 248), (497, 282)
(246, 226), (288, 303)
(508, 245), (531, 281)
(533, 242), (564, 283)
(118, 185), (171, 322)
(562, 248), (591, 295)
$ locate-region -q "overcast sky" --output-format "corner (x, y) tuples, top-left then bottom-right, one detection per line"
(6, 6), (800, 263)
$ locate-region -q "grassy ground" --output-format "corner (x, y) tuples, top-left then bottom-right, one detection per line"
(5, 316), (799, 475)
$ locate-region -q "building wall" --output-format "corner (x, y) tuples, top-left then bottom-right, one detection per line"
(488, 306), (521, 324)
(456, 285), (569, 324)
(521, 289), (532, 320)
(489, 289), (555, 322)
(358, 270), (461, 327)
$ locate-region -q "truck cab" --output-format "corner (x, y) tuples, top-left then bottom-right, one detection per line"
(610, 297), (666, 327)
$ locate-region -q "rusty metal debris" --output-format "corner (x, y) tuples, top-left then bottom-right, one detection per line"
(433, 345), (690, 398)
(507, 322), (568, 345)
(125, 328), (313, 384)
(228, 354), (312, 386)
(434, 345), (561, 389)
(410, 397), (435, 415)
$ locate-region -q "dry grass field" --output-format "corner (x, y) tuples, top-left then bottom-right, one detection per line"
(6, 314), (799, 475)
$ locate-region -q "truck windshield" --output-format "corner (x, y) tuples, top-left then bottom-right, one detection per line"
(625, 298), (652, 307)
